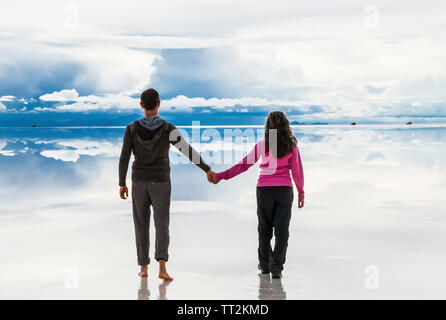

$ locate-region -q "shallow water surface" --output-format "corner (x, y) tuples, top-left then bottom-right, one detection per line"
(1, 124), (445, 299)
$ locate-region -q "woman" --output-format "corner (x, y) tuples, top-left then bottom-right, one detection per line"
(214, 111), (305, 279)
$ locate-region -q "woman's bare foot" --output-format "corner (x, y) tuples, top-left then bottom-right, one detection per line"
(158, 260), (173, 281)
(138, 265), (148, 278)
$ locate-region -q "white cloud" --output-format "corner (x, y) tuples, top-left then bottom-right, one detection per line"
(0, 40), (157, 97)
(40, 150), (80, 162)
(164, 95), (304, 109)
(0, 102), (7, 112)
(39, 139), (120, 162)
(55, 93), (140, 112)
(33, 91), (322, 113)
(0, 95), (15, 102)
(32, 87), (446, 120)
(0, 139), (15, 156)
(34, 107), (55, 112)
(40, 89), (79, 102)
(62, 46), (157, 94)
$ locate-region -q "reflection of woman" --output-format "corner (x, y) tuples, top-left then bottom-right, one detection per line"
(213, 111), (305, 279)
(258, 274), (286, 300)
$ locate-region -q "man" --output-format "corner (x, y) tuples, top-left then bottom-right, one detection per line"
(119, 88), (216, 280)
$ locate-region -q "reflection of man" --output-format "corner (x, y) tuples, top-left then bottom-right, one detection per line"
(138, 278), (150, 300)
(119, 88), (216, 280)
(137, 278), (170, 300)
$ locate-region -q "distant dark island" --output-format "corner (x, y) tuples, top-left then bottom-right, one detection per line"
(406, 121), (412, 125)
(31, 125), (37, 128)
(351, 122), (357, 125)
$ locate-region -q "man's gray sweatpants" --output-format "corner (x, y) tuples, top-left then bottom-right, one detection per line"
(132, 180), (171, 266)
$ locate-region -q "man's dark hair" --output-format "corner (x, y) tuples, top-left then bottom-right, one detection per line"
(141, 88), (160, 110)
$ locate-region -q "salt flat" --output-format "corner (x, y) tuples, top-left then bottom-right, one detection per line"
(1, 125), (445, 299)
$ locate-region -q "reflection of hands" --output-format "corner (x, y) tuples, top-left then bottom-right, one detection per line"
(120, 186), (129, 199)
(298, 199), (304, 208)
(206, 170), (219, 184)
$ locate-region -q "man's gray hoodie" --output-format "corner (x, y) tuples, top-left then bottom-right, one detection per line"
(119, 116), (210, 186)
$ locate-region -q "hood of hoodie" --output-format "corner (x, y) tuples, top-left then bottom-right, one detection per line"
(138, 116), (165, 130)
(134, 116), (166, 151)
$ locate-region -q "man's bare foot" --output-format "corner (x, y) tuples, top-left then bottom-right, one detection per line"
(138, 265), (148, 278)
(158, 260), (173, 281)
(159, 270), (173, 281)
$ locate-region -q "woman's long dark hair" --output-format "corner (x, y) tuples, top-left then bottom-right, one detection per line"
(264, 111), (297, 158)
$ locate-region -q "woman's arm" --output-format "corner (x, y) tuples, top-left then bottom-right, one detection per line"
(290, 146), (305, 201)
(216, 141), (262, 181)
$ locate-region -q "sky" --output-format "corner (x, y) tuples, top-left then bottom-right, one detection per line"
(1, 0), (446, 125)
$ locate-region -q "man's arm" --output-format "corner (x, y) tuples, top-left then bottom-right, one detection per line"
(168, 125), (211, 173)
(119, 125), (134, 187)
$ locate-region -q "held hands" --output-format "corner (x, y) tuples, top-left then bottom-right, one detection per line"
(119, 171), (219, 200)
(119, 186), (129, 199)
(206, 170), (219, 184)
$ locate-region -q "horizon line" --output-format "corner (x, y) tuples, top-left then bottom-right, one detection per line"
(2, 123), (446, 129)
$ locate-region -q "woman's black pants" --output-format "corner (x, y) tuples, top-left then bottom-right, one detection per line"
(256, 186), (294, 274)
